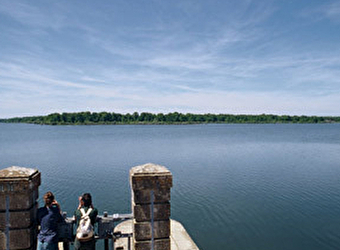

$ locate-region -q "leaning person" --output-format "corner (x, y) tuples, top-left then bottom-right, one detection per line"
(74, 193), (98, 250)
(37, 191), (63, 250)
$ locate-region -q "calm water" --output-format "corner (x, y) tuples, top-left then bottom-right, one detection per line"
(1, 123), (340, 250)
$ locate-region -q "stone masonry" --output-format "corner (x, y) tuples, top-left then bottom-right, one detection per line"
(0, 166), (41, 250)
(130, 163), (172, 250)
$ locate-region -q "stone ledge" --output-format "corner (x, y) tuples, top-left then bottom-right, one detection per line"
(114, 219), (200, 250)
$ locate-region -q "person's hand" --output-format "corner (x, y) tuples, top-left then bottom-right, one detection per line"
(78, 196), (84, 209)
(52, 200), (61, 211)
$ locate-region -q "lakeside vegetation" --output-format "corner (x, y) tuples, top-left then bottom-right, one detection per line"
(0, 112), (340, 125)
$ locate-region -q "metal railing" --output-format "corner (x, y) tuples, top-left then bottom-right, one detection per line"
(58, 212), (133, 250)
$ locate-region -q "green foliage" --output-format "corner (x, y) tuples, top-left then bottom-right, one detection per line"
(1, 112), (340, 125)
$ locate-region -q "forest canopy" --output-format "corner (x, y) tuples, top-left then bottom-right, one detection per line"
(1, 112), (340, 125)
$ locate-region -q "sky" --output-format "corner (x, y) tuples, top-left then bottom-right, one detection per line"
(0, 0), (340, 118)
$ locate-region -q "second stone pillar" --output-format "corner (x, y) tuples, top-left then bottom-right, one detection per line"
(130, 163), (172, 250)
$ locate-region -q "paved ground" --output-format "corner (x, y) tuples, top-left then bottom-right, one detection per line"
(114, 219), (199, 250)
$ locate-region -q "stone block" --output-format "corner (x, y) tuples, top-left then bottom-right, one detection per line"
(0, 230), (6, 250)
(133, 203), (170, 222)
(130, 164), (172, 191)
(0, 167), (41, 192)
(134, 238), (170, 250)
(0, 189), (39, 211)
(0, 204), (37, 230)
(134, 220), (170, 241)
(132, 188), (171, 205)
(0, 167), (40, 211)
(8, 228), (35, 249)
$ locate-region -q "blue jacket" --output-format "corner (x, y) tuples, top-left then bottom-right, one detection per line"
(37, 205), (63, 243)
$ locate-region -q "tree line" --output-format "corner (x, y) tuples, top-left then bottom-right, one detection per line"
(0, 112), (339, 125)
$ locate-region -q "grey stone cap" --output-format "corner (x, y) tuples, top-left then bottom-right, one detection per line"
(130, 163), (171, 176)
(130, 163), (173, 190)
(0, 166), (38, 179)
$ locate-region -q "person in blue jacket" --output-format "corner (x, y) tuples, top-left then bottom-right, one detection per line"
(37, 191), (63, 250)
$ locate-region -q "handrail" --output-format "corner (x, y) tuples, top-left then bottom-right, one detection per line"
(58, 212), (133, 250)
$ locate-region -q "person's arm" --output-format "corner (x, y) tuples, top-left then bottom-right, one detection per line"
(53, 200), (64, 222)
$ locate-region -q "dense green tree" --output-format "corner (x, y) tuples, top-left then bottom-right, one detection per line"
(1, 112), (340, 125)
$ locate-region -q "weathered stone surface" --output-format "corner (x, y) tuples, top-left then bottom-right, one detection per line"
(133, 203), (170, 222)
(0, 230), (6, 250)
(0, 181), (40, 193)
(0, 205), (37, 230)
(0, 167), (40, 210)
(131, 175), (172, 190)
(0, 189), (39, 210)
(0, 167), (40, 194)
(0, 166), (40, 250)
(130, 164), (172, 190)
(134, 220), (170, 241)
(8, 228), (34, 249)
(133, 188), (171, 204)
(114, 219), (200, 250)
(130, 164), (170, 176)
(0, 167), (37, 178)
(131, 164), (172, 250)
(134, 238), (170, 250)
(0, 167), (40, 212)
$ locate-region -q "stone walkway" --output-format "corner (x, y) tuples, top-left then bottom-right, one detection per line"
(114, 219), (200, 250)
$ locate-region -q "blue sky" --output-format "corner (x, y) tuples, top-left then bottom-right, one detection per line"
(0, 0), (340, 118)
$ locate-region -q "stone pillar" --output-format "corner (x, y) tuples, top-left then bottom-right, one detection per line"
(0, 166), (41, 250)
(130, 164), (172, 250)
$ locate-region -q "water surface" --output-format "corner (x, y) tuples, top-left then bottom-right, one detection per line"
(1, 123), (340, 250)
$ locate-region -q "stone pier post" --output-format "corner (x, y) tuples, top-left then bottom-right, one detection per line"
(130, 163), (172, 250)
(0, 166), (41, 250)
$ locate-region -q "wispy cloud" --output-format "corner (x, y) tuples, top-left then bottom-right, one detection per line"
(322, 2), (340, 21)
(0, 1), (67, 30)
(299, 1), (340, 23)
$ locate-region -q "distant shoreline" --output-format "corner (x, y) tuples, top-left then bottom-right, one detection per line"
(1, 112), (340, 125)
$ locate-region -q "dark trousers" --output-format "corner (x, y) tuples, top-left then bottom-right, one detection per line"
(74, 238), (95, 250)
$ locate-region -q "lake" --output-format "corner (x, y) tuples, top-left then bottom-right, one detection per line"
(1, 123), (340, 250)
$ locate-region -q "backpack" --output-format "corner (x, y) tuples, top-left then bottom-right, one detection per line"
(76, 208), (94, 241)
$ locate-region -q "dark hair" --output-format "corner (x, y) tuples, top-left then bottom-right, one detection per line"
(82, 193), (92, 207)
(44, 191), (55, 206)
